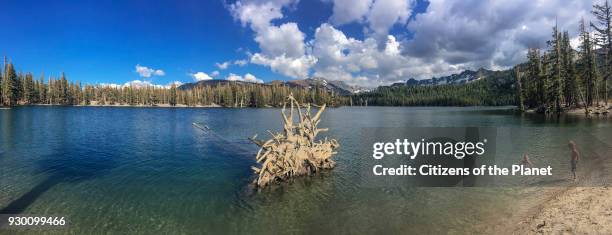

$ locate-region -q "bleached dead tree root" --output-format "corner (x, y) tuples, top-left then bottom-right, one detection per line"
(249, 94), (339, 188)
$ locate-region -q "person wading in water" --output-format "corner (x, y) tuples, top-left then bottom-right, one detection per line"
(520, 154), (534, 167)
(568, 141), (580, 181)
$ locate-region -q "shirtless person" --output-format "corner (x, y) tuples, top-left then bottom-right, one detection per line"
(568, 141), (580, 180)
(520, 154), (534, 167)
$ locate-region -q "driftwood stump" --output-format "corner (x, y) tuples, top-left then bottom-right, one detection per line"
(249, 94), (339, 188)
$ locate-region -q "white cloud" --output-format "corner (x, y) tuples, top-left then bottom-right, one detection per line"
(310, 23), (478, 86)
(101, 80), (182, 89)
(230, 0), (297, 31)
(329, 0), (372, 25)
(234, 59), (248, 66)
(244, 73), (264, 83)
(99, 83), (122, 89)
(226, 73), (264, 83)
(228, 0), (594, 87)
(405, 0), (593, 68)
(153, 70), (165, 76)
(166, 81), (183, 88)
(251, 53), (316, 79)
(123, 80), (164, 89)
(367, 0), (413, 37)
(256, 22), (306, 58)
(211, 70), (220, 77)
(231, 0), (313, 79)
(317, 0), (594, 87)
(135, 64), (165, 78)
(329, 0), (414, 37)
(215, 61), (230, 70)
(190, 72), (213, 81)
(227, 73), (243, 81)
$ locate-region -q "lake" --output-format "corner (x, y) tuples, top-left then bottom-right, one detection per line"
(1, 106), (612, 234)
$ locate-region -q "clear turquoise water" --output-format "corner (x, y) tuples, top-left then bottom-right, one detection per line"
(1, 106), (611, 234)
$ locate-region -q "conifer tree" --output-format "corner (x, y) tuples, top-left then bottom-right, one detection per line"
(23, 73), (34, 104)
(515, 66), (525, 111)
(526, 48), (542, 108)
(545, 25), (564, 112)
(2, 63), (19, 106)
(561, 32), (579, 107)
(169, 84), (177, 106)
(592, 0), (612, 105)
(579, 19), (598, 107)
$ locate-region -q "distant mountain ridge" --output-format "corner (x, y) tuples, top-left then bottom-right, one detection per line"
(178, 77), (363, 95)
(392, 68), (491, 87)
(284, 77), (365, 95)
(178, 68), (499, 95)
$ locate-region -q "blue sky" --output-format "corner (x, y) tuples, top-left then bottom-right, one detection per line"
(0, 0), (595, 87)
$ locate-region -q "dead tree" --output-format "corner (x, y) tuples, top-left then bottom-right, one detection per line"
(249, 94), (339, 188)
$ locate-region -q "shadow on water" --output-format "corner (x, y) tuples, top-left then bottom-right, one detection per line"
(0, 148), (117, 214)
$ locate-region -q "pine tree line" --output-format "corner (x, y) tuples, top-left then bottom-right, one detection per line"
(352, 69), (516, 106)
(516, 2), (612, 113)
(0, 58), (346, 108)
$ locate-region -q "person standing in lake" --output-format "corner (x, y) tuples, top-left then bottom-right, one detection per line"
(568, 141), (580, 180)
(520, 154), (534, 167)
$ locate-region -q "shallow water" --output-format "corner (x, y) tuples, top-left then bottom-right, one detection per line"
(1, 106), (611, 234)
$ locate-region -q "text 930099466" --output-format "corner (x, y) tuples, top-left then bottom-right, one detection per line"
(0, 215), (68, 229)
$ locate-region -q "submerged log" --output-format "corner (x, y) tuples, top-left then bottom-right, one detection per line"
(249, 94), (339, 188)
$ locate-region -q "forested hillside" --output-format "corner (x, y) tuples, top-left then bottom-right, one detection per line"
(0, 59), (346, 108)
(351, 69), (515, 106)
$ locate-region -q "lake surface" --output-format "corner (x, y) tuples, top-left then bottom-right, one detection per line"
(1, 106), (612, 234)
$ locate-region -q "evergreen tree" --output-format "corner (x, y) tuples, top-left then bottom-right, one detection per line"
(545, 25), (564, 112)
(526, 48), (542, 108)
(1, 63), (19, 106)
(561, 31), (579, 107)
(592, 0), (612, 105)
(169, 84), (177, 106)
(515, 66), (525, 111)
(23, 73), (34, 104)
(578, 19), (598, 107)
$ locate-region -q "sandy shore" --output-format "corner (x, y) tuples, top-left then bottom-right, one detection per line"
(509, 135), (612, 234)
(514, 187), (612, 234)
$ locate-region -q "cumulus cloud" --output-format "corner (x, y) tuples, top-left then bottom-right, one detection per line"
(124, 80), (155, 88)
(190, 72), (213, 81)
(135, 64), (165, 78)
(311, 23), (423, 86)
(211, 70), (220, 77)
(226, 73), (242, 81)
(226, 73), (264, 83)
(329, 0), (372, 25)
(101, 80), (183, 89)
(215, 61), (231, 70)
(244, 73), (263, 83)
(367, 0), (414, 37)
(251, 53), (316, 79)
(405, 0), (593, 69)
(329, 0), (414, 38)
(230, 0), (314, 79)
(234, 59), (249, 66)
(228, 0), (594, 87)
(319, 0), (593, 86)
(99, 83), (122, 89)
(166, 81), (183, 88)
